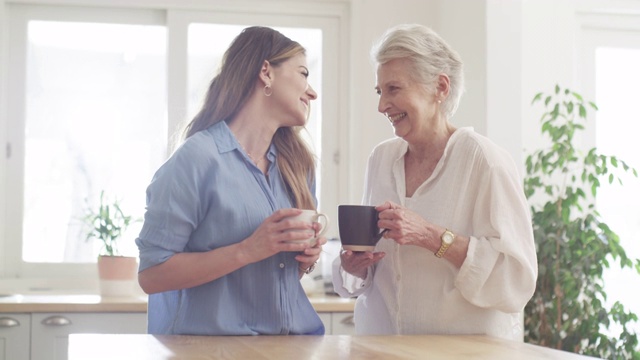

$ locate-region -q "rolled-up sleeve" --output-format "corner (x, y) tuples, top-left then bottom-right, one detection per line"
(332, 256), (372, 297)
(135, 139), (211, 272)
(455, 164), (538, 313)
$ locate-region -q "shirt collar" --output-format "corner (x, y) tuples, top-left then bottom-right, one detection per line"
(207, 120), (277, 159)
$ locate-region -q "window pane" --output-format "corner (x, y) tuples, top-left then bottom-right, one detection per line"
(186, 23), (323, 204)
(23, 21), (167, 262)
(595, 47), (640, 334)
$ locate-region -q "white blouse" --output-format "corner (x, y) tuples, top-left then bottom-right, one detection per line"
(332, 127), (538, 341)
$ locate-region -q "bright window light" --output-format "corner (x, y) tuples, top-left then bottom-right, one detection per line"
(22, 21), (167, 262)
(595, 46), (640, 335)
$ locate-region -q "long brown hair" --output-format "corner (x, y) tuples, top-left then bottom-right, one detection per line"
(183, 26), (316, 210)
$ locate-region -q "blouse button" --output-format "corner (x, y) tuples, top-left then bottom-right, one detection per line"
(279, 263), (285, 269)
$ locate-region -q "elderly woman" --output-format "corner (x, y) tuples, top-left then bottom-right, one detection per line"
(332, 24), (537, 341)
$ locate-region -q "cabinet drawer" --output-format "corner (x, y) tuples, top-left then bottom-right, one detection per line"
(31, 312), (147, 360)
(0, 313), (31, 360)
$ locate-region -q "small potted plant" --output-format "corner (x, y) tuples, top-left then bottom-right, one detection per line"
(83, 190), (140, 297)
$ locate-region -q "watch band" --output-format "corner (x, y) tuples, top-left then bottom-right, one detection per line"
(435, 229), (455, 258)
(434, 243), (450, 258)
(299, 261), (317, 274)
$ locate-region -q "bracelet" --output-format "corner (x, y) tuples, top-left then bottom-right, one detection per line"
(299, 261), (317, 274)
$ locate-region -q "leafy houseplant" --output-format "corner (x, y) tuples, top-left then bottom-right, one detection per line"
(523, 85), (640, 359)
(83, 190), (140, 297)
(83, 190), (136, 256)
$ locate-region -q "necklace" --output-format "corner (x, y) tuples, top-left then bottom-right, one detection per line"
(240, 144), (266, 166)
(247, 152), (264, 165)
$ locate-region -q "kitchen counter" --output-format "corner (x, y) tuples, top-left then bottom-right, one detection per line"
(0, 293), (355, 313)
(68, 333), (596, 360)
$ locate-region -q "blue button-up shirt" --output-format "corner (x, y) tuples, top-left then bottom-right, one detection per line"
(136, 120), (324, 335)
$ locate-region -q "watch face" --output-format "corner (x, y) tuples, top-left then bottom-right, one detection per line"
(442, 231), (454, 245)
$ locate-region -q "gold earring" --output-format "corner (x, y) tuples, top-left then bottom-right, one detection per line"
(263, 84), (272, 97)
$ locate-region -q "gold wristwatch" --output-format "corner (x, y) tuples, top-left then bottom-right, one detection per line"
(435, 229), (455, 258)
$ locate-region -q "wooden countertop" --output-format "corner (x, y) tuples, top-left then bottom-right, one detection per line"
(0, 293), (354, 313)
(68, 334), (596, 360)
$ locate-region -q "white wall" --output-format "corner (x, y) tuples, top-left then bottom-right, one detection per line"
(518, 0), (640, 163)
(521, 0), (579, 156)
(486, 0), (523, 173)
(436, 0), (488, 136)
(0, 0), (7, 277)
(346, 0), (439, 204)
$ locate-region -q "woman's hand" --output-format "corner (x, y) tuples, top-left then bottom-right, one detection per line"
(238, 208), (315, 264)
(339, 249), (385, 279)
(376, 201), (437, 249)
(296, 231), (326, 275)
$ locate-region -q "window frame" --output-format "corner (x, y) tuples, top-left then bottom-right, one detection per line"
(0, 1), (348, 283)
(576, 9), (640, 336)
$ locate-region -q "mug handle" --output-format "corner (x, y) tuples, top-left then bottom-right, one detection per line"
(374, 209), (388, 241)
(375, 228), (389, 241)
(313, 213), (330, 238)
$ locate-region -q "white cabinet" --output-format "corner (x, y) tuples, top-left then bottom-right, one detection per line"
(0, 313), (31, 360)
(318, 312), (332, 334)
(30, 312), (147, 360)
(330, 312), (355, 335)
(2, 309), (353, 359)
(0, 312), (147, 360)
(318, 312), (355, 335)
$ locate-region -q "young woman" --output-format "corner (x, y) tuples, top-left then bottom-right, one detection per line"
(136, 26), (325, 335)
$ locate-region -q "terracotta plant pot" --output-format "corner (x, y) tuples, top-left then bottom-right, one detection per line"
(97, 255), (138, 297)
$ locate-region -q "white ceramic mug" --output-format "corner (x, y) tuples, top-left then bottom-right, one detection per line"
(283, 209), (329, 246)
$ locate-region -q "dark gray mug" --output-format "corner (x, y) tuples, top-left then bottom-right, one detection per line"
(338, 205), (386, 251)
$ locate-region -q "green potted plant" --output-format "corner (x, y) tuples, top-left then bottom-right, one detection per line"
(523, 85), (640, 359)
(83, 190), (140, 297)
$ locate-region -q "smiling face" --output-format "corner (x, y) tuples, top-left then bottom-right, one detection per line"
(375, 58), (441, 142)
(270, 53), (318, 127)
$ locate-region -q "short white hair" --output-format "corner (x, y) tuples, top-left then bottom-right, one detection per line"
(371, 24), (465, 119)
